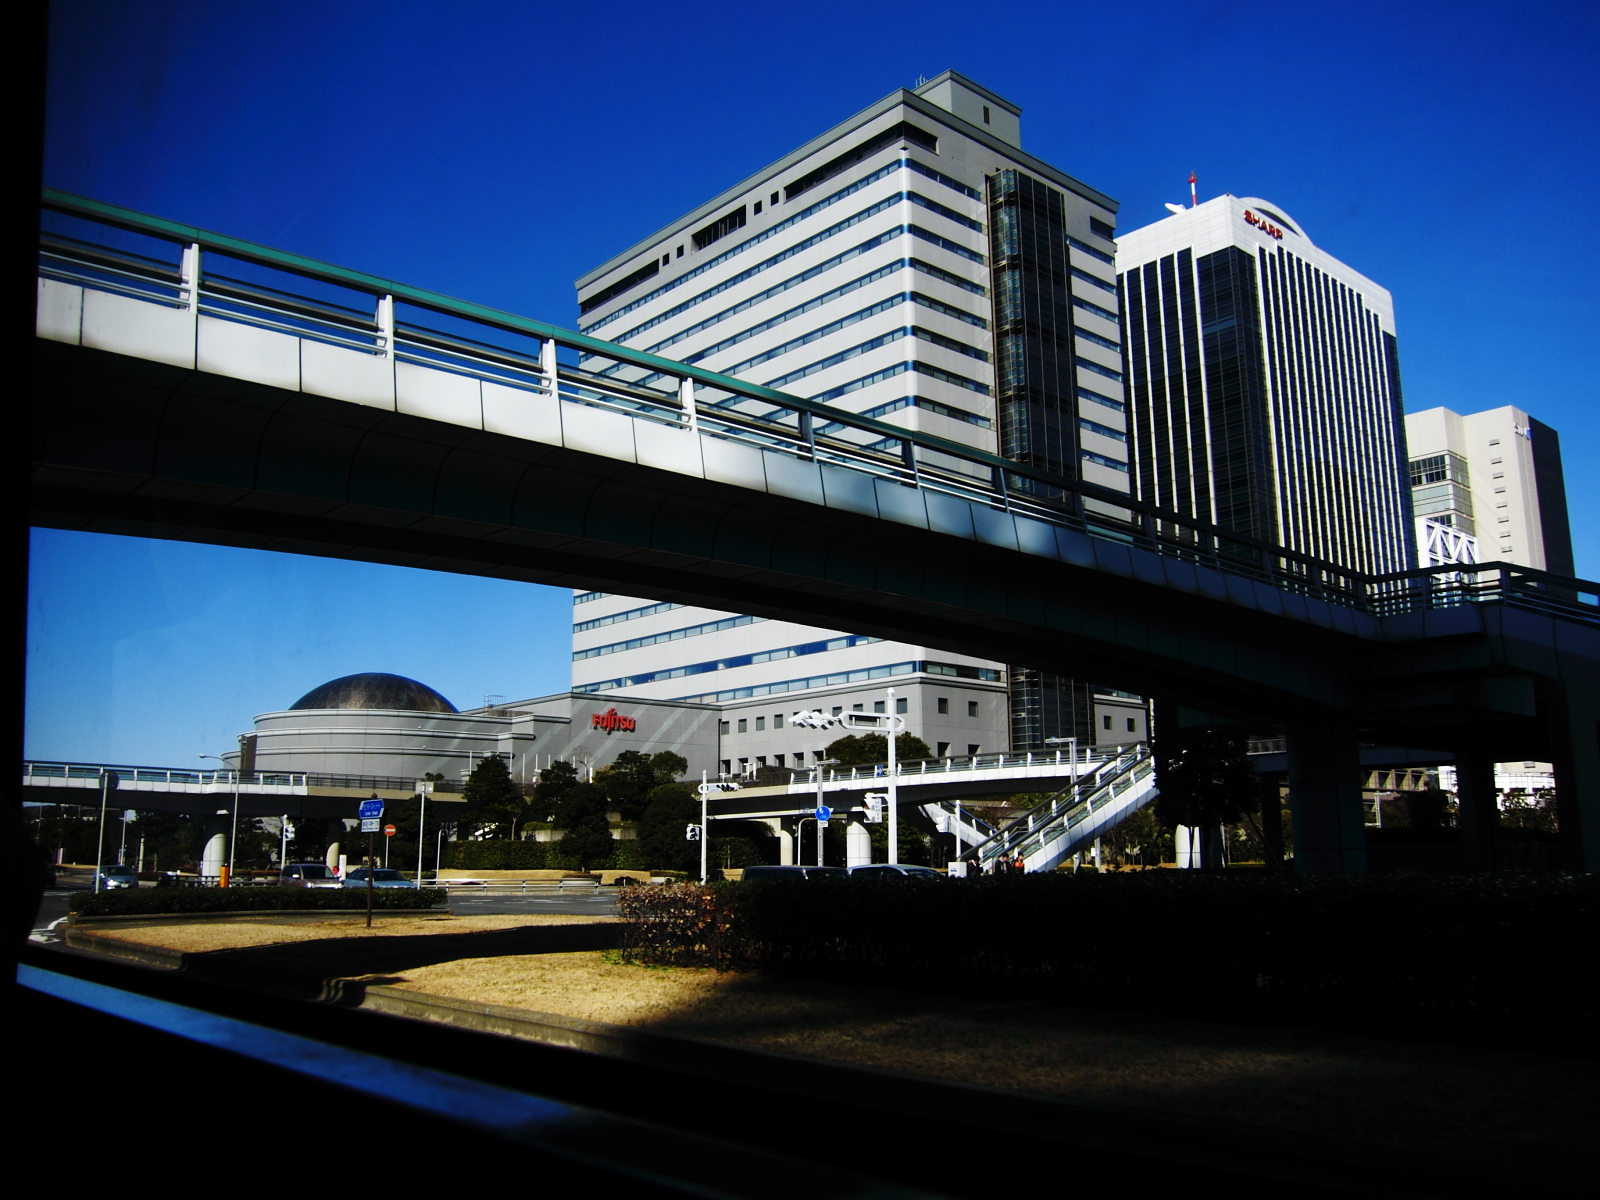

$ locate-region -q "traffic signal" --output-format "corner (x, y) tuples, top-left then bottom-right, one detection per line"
(863, 793), (885, 823)
(685, 824), (702, 841)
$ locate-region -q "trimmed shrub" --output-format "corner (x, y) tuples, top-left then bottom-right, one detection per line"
(447, 840), (548, 870)
(621, 872), (1600, 1050)
(617, 883), (732, 966)
(71, 887), (447, 917)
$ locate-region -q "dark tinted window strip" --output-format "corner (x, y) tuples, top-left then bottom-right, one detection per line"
(914, 292), (986, 328)
(583, 161), (902, 330)
(1078, 386), (1124, 412)
(719, 295), (911, 378)
(672, 266), (902, 364)
(913, 257), (987, 296)
(1076, 355), (1123, 382)
(1074, 297), (1118, 323)
(1081, 449), (1129, 472)
(574, 614), (764, 660)
(1079, 416), (1127, 443)
(903, 159), (982, 200)
(574, 634), (885, 693)
(808, 360), (911, 402)
(1071, 266), (1116, 294)
(909, 192), (983, 232)
(1067, 235), (1113, 265)
(856, 395), (991, 428)
(572, 591), (606, 604)
(785, 121), (937, 201)
(919, 326), (988, 361)
(579, 259), (660, 315)
(573, 600), (682, 633)
(764, 327), (911, 389)
(1074, 325), (1120, 352)
(912, 225), (984, 264)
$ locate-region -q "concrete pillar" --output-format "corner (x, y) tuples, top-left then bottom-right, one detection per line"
(1543, 679), (1600, 872)
(200, 833), (226, 879)
(846, 821), (872, 868)
(1454, 752), (1498, 871)
(1285, 721), (1367, 874)
(775, 824), (794, 866)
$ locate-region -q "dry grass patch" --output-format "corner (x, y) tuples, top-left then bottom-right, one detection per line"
(82, 913), (615, 955)
(387, 950), (1593, 1164)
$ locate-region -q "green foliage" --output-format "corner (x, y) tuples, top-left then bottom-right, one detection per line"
(712, 837), (771, 870)
(446, 840), (549, 870)
(561, 813), (616, 871)
(532, 759), (581, 819)
(594, 750), (688, 821)
(824, 731), (934, 766)
(1500, 788), (1559, 833)
(70, 887), (446, 917)
(639, 783), (698, 874)
(1152, 729), (1260, 831)
(551, 782), (609, 830)
(460, 755), (524, 837)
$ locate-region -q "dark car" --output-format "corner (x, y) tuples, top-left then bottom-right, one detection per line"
(279, 863), (342, 889)
(849, 864), (944, 879)
(342, 868), (418, 889)
(740, 865), (849, 881)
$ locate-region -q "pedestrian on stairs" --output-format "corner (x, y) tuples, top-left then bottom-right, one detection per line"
(1011, 853), (1024, 874)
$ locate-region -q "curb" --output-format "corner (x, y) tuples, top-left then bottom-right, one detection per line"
(68, 908), (447, 927)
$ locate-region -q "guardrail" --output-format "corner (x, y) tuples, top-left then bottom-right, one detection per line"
(38, 190), (1600, 629)
(22, 761), (462, 793)
(769, 745), (1116, 788)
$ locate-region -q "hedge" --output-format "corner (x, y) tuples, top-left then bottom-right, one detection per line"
(620, 872), (1600, 1051)
(70, 887), (448, 917)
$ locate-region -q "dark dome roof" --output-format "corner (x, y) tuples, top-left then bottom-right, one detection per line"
(289, 673), (457, 713)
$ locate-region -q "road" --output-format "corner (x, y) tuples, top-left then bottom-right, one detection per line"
(28, 873), (618, 945)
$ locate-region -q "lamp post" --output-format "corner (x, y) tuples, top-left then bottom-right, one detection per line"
(200, 754), (240, 886)
(812, 758), (838, 868)
(93, 769), (117, 892)
(885, 688), (899, 866)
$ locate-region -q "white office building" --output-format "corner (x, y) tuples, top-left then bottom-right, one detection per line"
(1115, 196), (1414, 577)
(573, 72), (1143, 758)
(1404, 406), (1574, 574)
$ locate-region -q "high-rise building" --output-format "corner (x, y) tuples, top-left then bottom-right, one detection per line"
(1404, 406), (1573, 573)
(1115, 197), (1414, 577)
(572, 73), (1142, 759)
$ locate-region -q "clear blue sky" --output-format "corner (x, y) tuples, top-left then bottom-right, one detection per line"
(30, 0), (1599, 764)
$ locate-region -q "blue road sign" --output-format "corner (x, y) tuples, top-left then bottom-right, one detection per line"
(814, 805), (832, 822)
(359, 799), (385, 820)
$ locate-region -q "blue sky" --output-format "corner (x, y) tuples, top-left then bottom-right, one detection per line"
(31, 0), (1600, 763)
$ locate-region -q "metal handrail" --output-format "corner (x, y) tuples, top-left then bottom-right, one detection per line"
(39, 190), (1598, 628)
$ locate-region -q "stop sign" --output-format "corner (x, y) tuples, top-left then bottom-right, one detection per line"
(383, 824), (397, 837)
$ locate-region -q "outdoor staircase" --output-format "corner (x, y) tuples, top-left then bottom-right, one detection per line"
(967, 743), (1158, 873)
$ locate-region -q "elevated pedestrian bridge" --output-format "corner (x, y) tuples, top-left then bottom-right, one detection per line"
(31, 192), (1600, 872)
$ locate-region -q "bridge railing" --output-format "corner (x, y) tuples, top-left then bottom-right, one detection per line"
(21, 762), (462, 794)
(38, 192), (1599, 629)
(766, 745), (1120, 788)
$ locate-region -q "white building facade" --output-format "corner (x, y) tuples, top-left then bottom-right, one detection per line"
(572, 72), (1143, 756)
(1404, 406), (1574, 574)
(1115, 196), (1414, 577)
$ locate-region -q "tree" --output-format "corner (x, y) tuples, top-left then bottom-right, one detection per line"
(639, 783), (698, 874)
(461, 755), (524, 839)
(593, 750), (689, 821)
(560, 813), (615, 871)
(1152, 728), (1259, 869)
(824, 731), (934, 766)
(551, 782), (609, 831)
(532, 760), (580, 819)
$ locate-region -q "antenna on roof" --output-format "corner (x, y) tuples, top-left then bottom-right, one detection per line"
(1189, 171), (1198, 208)
(915, 75), (928, 88)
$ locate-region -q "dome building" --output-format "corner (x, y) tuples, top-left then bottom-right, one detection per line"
(229, 672), (722, 786)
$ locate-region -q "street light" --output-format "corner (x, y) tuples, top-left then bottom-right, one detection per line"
(811, 758), (838, 868)
(200, 754), (239, 886)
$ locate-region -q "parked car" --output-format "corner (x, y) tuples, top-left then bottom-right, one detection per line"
(279, 863), (342, 889)
(849, 864), (944, 879)
(342, 868), (418, 889)
(740, 865), (849, 881)
(96, 864), (139, 890)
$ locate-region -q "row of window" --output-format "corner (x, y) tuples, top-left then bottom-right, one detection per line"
(719, 695), (981, 735)
(723, 745), (984, 773)
(1073, 296), (1119, 324)
(572, 599), (682, 633)
(574, 634), (884, 694)
(1081, 449), (1130, 472)
(1079, 385), (1124, 413)
(672, 660), (1003, 704)
(573, 614), (765, 661)
(802, 351), (992, 405)
(1076, 354), (1123, 383)
(854, 394), (991, 429)
(572, 591), (607, 605)
(1074, 325), (1120, 353)
(1079, 416), (1127, 443)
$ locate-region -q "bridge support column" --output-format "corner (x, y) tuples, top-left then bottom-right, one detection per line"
(1543, 678), (1600, 872)
(1285, 722), (1367, 874)
(846, 821), (872, 869)
(1454, 752), (1499, 871)
(775, 823), (795, 866)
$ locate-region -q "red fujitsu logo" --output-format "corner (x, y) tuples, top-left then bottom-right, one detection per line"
(1244, 210), (1284, 240)
(592, 708), (636, 734)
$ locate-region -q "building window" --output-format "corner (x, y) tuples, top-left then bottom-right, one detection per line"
(832, 706), (843, 716)
(753, 200), (762, 214)
(967, 701), (979, 717)
(771, 192), (779, 205)
(718, 720), (729, 734)
(1103, 715), (1112, 730)
(873, 700), (886, 713)
(896, 697), (908, 714)
(774, 754), (785, 767)
(756, 756), (767, 767)
(1127, 717), (1137, 733)
(937, 742), (951, 757)
(967, 744), (980, 756)
(982, 104), (991, 124)
(692, 205), (747, 251)
(774, 713), (784, 729)
(1090, 216), (1115, 240)
(720, 760), (731, 775)
(755, 716), (765, 731)
(661, 254), (670, 267)
(853, 703), (864, 712)
(737, 719), (747, 733)
(676, 245), (683, 258)
(937, 697), (950, 714)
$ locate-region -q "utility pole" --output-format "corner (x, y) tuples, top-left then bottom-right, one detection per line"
(886, 688), (899, 865)
(93, 769), (116, 892)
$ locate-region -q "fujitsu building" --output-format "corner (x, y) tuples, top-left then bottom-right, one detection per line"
(1115, 197), (1415, 576)
(572, 72), (1145, 761)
